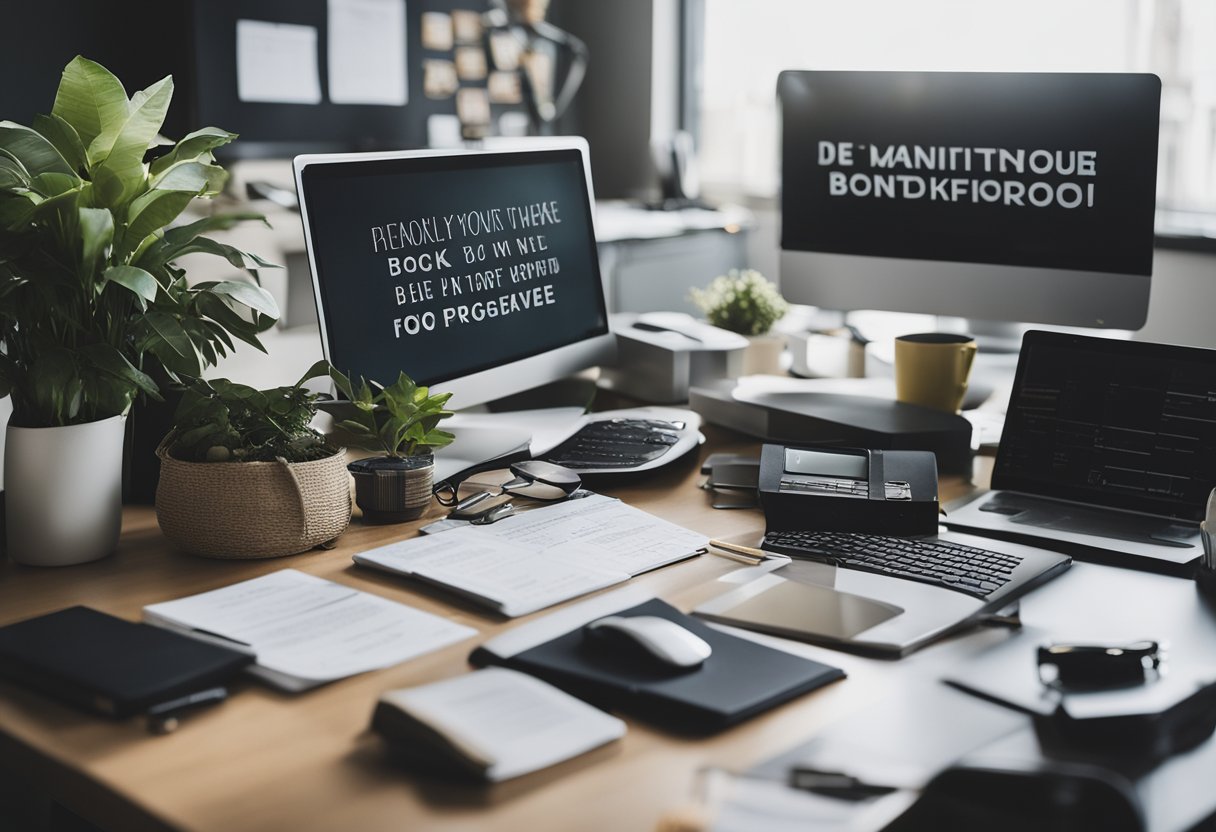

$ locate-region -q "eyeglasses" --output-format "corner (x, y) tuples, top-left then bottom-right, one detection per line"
(1037, 639), (1164, 691)
(433, 460), (583, 520)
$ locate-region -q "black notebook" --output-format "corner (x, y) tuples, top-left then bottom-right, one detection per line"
(0, 606), (253, 718)
(471, 591), (845, 733)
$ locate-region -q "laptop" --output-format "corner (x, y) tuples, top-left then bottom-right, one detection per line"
(945, 330), (1216, 574)
(694, 446), (1072, 657)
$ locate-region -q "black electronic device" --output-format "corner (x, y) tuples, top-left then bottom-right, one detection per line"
(758, 444), (940, 537)
(0, 606), (252, 719)
(689, 382), (973, 474)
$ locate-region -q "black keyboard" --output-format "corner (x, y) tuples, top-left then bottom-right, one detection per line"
(543, 418), (684, 470)
(762, 530), (1022, 598)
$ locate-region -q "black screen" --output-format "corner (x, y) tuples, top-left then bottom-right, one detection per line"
(299, 149), (608, 388)
(994, 332), (1216, 521)
(779, 71), (1160, 276)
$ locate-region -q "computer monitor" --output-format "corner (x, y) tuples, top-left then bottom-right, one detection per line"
(777, 71), (1161, 330)
(293, 141), (614, 408)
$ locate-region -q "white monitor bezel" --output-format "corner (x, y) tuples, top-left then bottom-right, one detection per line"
(292, 138), (616, 410)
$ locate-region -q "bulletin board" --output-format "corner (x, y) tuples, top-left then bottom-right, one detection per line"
(189, 0), (525, 159)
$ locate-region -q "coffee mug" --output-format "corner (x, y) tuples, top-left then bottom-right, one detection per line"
(894, 333), (978, 414)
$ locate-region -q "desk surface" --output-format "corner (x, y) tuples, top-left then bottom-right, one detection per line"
(1, 429), (1212, 832)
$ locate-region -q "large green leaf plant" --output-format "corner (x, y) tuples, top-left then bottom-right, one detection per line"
(0, 56), (279, 427)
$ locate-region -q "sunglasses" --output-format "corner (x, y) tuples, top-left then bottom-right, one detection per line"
(433, 460), (583, 520)
(1037, 639), (1164, 691)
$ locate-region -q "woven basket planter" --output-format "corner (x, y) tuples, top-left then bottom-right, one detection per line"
(155, 443), (352, 559)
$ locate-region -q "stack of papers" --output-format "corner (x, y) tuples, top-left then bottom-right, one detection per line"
(144, 570), (476, 692)
(354, 495), (708, 617)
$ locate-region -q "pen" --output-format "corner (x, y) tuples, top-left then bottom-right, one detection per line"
(146, 686), (229, 735)
(707, 539), (767, 564)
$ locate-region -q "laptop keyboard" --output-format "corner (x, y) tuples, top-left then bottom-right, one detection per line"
(762, 530), (1022, 598)
(543, 418), (685, 470)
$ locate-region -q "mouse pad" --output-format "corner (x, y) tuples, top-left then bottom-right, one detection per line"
(491, 599), (845, 733)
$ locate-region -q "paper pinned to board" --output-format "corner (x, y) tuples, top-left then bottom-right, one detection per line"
(236, 20), (323, 104)
(327, 0), (408, 105)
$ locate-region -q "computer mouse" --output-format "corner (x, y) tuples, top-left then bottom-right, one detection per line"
(583, 615), (712, 669)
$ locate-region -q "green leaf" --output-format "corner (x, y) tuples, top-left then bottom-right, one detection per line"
(144, 308), (200, 377)
(32, 113), (87, 175)
(161, 212), (267, 247)
(52, 56), (129, 152)
(193, 293), (269, 352)
(196, 279), (280, 319)
(119, 189), (194, 261)
(0, 122), (74, 177)
(28, 171), (78, 198)
(104, 264), (158, 304)
(150, 160), (228, 195)
(149, 127), (237, 177)
(90, 75), (173, 205)
(0, 155), (31, 190)
(78, 342), (161, 399)
(79, 206), (114, 278)
(295, 359), (332, 388)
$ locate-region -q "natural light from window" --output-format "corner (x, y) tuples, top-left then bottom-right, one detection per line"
(697, 0), (1216, 228)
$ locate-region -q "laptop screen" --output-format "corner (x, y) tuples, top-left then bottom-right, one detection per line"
(993, 331), (1216, 521)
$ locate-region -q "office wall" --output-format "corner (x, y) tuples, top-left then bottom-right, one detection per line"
(551, 0), (679, 201)
(742, 205), (1216, 349)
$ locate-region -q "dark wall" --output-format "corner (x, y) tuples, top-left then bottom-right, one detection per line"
(2, 0), (192, 136)
(550, 0), (658, 200)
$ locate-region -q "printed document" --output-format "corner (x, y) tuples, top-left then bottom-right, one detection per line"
(144, 570), (476, 691)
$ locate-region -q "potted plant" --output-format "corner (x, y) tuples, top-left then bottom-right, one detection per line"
(155, 361), (350, 558)
(0, 56), (279, 566)
(689, 268), (790, 375)
(325, 370), (455, 523)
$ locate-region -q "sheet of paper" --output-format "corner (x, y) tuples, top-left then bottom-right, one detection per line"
(327, 0), (408, 105)
(355, 530), (626, 617)
(381, 667), (625, 781)
(144, 570), (475, 688)
(480, 494), (709, 574)
(236, 20), (322, 104)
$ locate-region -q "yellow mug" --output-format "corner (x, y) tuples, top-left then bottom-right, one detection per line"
(894, 333), (977, 414)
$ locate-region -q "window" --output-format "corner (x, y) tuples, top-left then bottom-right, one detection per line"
(694, 0), (1216, 231)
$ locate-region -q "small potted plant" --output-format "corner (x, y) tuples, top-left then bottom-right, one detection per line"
(0, 56), (279, 566)
(325, 370), (455, 523)
(689, 268), (790, 375)
(155, 361), (351, 558)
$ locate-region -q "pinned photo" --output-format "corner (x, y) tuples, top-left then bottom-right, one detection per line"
(423, 60), (459, 99)
(488, 71), (522, 105)
(451, 9), (484, 44)
(420, 11), (454, 52)
(489, 30), (523, 71)
(455, 47), (488, 82)
(456, 87), (492, 126)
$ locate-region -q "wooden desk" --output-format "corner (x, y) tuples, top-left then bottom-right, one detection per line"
(1, 430), (1207, 832)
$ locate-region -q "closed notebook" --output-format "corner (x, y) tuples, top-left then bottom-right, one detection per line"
(371, 667), (625, 782)
(0, 606), (253, 718)
(471, 590), (845, 733)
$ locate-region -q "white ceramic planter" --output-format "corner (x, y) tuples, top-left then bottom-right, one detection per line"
(5, 415), (126, 566)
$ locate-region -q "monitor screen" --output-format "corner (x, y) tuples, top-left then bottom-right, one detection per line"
(778, 71), (1161, 329)
(294, 146), (613, 407)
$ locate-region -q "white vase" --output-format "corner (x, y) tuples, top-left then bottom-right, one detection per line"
(5, 415), (126, 566)
(742, 333), (786, 376)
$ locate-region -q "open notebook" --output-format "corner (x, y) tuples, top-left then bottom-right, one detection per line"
(353, 495), (708, 617)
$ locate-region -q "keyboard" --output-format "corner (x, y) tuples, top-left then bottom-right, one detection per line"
(762, 530), (1023, 599)
(542, 418), (685, 470)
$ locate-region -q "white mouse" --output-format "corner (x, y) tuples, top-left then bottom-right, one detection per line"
(584, 615), (713, 669)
